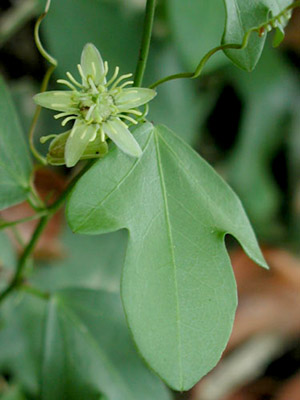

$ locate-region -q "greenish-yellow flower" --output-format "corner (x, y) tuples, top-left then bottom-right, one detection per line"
(34, 43), (156, 167)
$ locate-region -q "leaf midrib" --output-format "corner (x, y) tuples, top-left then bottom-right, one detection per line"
(153, 131), (183, 389)
(74, 127), (153, 232)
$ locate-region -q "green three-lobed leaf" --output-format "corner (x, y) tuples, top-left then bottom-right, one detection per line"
(67, 123), (267, 390)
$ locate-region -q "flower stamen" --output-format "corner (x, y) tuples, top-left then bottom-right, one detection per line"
(119, 115), (138, 125)
(66, 71), (84, 88)
(40, 134), (57, 143)
(110, 73), (133, 90)
(119, 80), (134, 89)
(61, 116), (78, 126)
(54, 112), (75, 120)
(104, 61), (109, 76)
(57, 79), (77, 91)
(88, 77), (98, 94)
(106, 66), (120, 87)
(125, 109), (143, 116)
(77, 64), (87, 86)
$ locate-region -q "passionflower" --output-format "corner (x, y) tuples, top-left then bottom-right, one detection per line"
(34, 43), (156, 167)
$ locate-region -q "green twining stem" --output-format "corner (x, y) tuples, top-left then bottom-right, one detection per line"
(0, 215), (50, 304)
(0, 212), (48, 230)
(29, 0), (57, 165)
(20, 284), (50, 300)
(0, 160), (94, 305)
(134, 0), (157, 87)
(149, 1), (300, 89)
(34, 0), (57, 66)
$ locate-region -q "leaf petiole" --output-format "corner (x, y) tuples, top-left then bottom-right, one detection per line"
(0, 212), (48, 230)
(19, 284), (50, 300)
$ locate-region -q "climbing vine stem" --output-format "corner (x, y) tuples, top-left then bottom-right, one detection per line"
(29, 0), (57, 165)
(149, 1), (300, 89)
(0, 160), (94, 305)
(0, 215), (49, 304)
(134, 0), (156, 87)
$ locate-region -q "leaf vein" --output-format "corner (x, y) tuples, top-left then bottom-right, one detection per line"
(58, 298), (134, 398)
(154, 131), (184, 389)
(74, 131), (153, 232)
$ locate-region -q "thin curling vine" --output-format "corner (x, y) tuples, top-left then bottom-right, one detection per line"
(28, 0), (57, 165)
(149, 1), (299, 89)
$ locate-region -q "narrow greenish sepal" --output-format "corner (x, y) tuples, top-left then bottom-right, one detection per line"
(33, 91), (74, 112)
(115, 88), (156, 111)
(40, 134), (58, 144)
(103, 118), (142, 158)
(81, 43), (106, 86)
(65, 120), (98, 167)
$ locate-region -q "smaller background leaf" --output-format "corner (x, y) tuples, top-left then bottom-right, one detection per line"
(0, 77), (32, 210)
(222, 0), (293, 71)
(0, 294), (46, 396)
(42, 288), (171, 400)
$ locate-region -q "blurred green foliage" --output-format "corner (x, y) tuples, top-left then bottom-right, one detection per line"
(0, 0), (299, 398)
